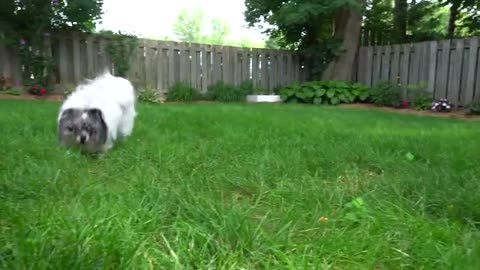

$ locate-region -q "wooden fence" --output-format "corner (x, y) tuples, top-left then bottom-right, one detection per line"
(0, 32), (308, 94)
(355, 37), (480, 107)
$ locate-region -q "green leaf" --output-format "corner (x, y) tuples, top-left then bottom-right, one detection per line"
(330, 97), (340, 105)
(326, 89), (336, 98)
(313, 97), (323, 104)
(338, 94), (349, 103)
(405, 152), (415, 161)
(315, 88), (326, 97)
(304, 87), (315, 98)
(359, 91), (370, 101)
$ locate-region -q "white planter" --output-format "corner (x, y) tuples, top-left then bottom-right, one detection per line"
(246, 95), (282, 103)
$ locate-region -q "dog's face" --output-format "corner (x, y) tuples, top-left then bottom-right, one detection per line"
(58, 108), (108, 151)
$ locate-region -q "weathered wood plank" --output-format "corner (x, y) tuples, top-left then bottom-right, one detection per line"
(447, 39), (463, 106)
(190, 45), (198, 89)
(427, 41), (438, 93)
(72, 33), (82, 83)
(285, 52), (293, 86)
(167, 43), (175, 88)
(58, 36), (69, 86)
(252, 51), (259, 88)
(86, 35), (95, 78)
(372, 46), (382, 85)
(464, 37), (478, 105)
(399, 44), (410, 99)
(156, 42), (164, 92)
(436, 40), (451, 99)
(179, 43), (187, 83)
(390, 45), (401, 84)
(241, 48), (249, 83)
(213, 46), (222, 83)
(381, 45), (391, 82)
(409, 43), (422, 85)
(201, 46), (208, 93)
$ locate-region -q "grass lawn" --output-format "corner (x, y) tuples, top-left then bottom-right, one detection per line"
(1, 99), (480, 269)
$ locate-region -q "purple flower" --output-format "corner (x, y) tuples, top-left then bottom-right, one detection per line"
(20, 39), (26, 46)
(51, 0), (60, 6)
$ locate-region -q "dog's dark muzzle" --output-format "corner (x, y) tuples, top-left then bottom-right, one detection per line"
(79, 135), (87, 144)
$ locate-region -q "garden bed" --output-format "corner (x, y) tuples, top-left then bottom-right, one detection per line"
(338, 103), (480, 121)
(0, 93), (65, 102)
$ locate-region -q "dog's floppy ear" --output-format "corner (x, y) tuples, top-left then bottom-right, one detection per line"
(60, 108), (75, 119)
(87, 108), (105, 121)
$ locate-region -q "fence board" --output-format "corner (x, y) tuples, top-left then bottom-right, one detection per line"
(372, 46), (382, 85)
(390, 45), (400, 84)
(427, 41), (438, 93)
(436, 40), (450, 99)
(381, 46), (391, 81)
(355, 37), (480, 107)
(0, 32), (305, 95)
(464, 38), (478, 104)
(399, 44), (410, 99)
(447, 39), (463, 106)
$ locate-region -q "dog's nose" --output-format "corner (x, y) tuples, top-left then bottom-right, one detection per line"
(79, 135), (87, 144)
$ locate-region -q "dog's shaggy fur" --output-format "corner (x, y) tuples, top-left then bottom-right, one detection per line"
(57, 70), (137, 153)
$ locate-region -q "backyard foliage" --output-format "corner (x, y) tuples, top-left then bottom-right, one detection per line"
(280, 80), (370, 105)
(99, 31), (139, 78)
(206, 81), (249, 102)
(166, 81), (201, 102)
(1, 101), (480, 268)
(369, 81), (403, 107)
(0, 0), (103, 88)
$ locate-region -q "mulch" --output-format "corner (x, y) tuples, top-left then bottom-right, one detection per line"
(1, 93), (479, 121)
(0, 93), (65, 102)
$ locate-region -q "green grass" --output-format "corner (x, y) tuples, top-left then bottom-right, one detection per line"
(1, 100), (480, 269)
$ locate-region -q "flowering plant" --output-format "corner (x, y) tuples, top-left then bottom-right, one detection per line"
(431, 99), (452, 112)
(27, 84), (49, 96)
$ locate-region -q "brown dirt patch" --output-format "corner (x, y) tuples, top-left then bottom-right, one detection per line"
(338, 103), (480, 121)
(0, 93), (65, 102)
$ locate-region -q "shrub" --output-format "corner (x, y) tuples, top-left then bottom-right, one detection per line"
(465, 100), (480, 115)
(369, 81), (402, 107)
(407, 82), (432, 111)
(207, 81), (246, 102)
(279, 80), (370, 105)
(25, 82), (50, 96)
(2, 89), (21, 96)
(138, 88), (163, 104)
(167, 81), (201, 102)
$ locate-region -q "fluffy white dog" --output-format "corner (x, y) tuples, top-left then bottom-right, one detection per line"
(57, 70), (137, 153)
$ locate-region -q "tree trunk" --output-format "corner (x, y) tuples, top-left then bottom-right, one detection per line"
(321, 6), (363, 81)
(393, 0), (408, 43)
(448, 2), (460, 39)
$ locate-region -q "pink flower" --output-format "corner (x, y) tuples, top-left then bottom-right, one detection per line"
(40, 88), (47, 95)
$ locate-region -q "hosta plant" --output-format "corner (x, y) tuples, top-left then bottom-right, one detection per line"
(280, 81), (370, 105)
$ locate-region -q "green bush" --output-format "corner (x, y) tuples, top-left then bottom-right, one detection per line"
(138, 88), (163, 104)
(207, 81), (246, 102)
(279, 80), (370, 105)
(167, 81), (201, 102)
(1, 89), (22, 96)
(369, 81), (402, 107)
(465, 100), (480, 115)
(407, 82), (432, 111)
